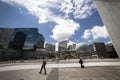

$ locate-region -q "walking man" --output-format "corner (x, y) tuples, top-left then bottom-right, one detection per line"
(39, 57), (47, 75)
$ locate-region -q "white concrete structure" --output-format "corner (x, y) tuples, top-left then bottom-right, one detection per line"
(94, 0), (120, 57)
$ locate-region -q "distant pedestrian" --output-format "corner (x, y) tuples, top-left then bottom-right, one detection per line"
(79, 58), (84, 68)
(39, 57), (47, 75)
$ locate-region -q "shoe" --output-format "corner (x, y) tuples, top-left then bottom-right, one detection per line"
(39, 72), (41, 74)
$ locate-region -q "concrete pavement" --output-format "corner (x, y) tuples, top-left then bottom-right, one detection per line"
(0, 59), (120, 80)
(0, 62), (120, 72)
(0, 67), (120, 80)
(59, 67), (120, 80)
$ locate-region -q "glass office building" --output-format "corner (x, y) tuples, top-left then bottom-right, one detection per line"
(0, 28), (14, 48)
(8, 28), (45, 50)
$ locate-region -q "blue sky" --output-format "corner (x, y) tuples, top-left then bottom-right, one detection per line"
(0, 0), (111, 45)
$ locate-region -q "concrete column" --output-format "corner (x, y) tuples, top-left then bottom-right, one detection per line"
(94, 0), (120, 57)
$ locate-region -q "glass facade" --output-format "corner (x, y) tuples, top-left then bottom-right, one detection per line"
(8, 32), (26, 50)
(8, 28), (45, 50)
(0, 28), (14, 48)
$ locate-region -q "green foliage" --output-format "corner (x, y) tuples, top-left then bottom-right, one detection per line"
(62, 51), (80, 59)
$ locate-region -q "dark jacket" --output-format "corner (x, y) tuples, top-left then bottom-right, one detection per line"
(79, 59), (83, 64)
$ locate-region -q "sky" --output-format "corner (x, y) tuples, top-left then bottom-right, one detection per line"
(0, 0), (111, 46)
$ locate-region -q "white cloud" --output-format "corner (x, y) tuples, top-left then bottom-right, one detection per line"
(76, 42), (86, 46)
(75, 42), (86, 50)
(1, 0), (96, 41)
(106, 40), (112, 45)
(91, 26), (109, 39)
(59, 0), (74, 15)
(59, 0), (96, 19)
(88, 40), (93, 43)
(68, 40), (76, 46)
(82, 25), (109, 40)
(82, 29), (91, 39)
(2, 0), (96, 22)
(73, 0), (96, 19)
(2, 0), (60, 23)
(67, 41), (86, 50)
(50, 19), (79, 41)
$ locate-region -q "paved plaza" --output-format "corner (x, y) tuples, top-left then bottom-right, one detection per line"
(0, 59), (120, 80)
(0, 67), (120, 80)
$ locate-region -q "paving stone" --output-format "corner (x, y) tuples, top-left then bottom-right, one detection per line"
(46, 68), (58, 80)
(0, 68), (52, 80)
(58, 67), (120, 80)
(0, 66), (120, 80)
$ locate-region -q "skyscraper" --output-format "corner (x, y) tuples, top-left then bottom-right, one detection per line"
(36, 33), (45, 48)
(68, 44), (76, 51)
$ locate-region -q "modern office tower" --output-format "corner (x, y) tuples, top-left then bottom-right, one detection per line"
(106, 43), (118, 58)
(68, 44), (76, 51)
(36, 33), (45, 48)
(8, 32), (26, 50)
(45, 43), (55, 53)
(73, 44), (76, 50)
(58, 40), (67, 51)
(68, 45), (73, 51)
(8, 28), (45, 50)
(0, 28), (14, 48)
(87, 42), (109, 58)
(94, 0), (120, 57)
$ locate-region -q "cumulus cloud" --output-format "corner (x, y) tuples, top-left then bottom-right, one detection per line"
(75, 42), (86, 50)
(50, 19), (79, 41)
(59, 0), (96, 19)
(1, 0), (96, 21)
(1, 0), (96, 41)
(1, 0), (60, 23)
(67, 41), (86, 50)
(106, 40), (112, 45)
(82, 29), (91, 39)
(68, 40), (76, 46)
(88, 40), (93, 43)
(82, 25), (109, 40)
(76, 42), (86, 46)
(73, 0), (96, 19)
